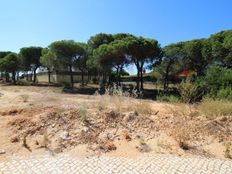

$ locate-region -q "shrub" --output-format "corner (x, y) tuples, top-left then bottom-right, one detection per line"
(79, 105), (87, 122)
(217, 87), (232, 101)
(197, 66), (232, 98)
(198, 98), (232, 117)
(178, 79), (202, 103)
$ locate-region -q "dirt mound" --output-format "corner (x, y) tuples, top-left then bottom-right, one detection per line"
(6, 105), (232, 157)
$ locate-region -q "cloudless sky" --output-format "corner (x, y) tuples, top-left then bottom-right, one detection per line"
(0, 0), (232, 74)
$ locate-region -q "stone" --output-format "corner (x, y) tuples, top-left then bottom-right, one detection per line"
(52, 123), (56, 128)
(0, 149), (6, 155)
(61, 131), (70, 140)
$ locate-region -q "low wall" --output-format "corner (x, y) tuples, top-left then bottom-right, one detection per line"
(36, 72), (89, 84)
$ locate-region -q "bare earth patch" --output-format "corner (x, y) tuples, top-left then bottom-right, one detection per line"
(0, 84), (231, 162)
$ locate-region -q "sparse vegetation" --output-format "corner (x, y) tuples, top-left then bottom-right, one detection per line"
(179, 79), (202, 103)
(156, 93), (179, 103)
(198, 98), (232, 117)
(224, 142), (232, 159)
(79, 105), (87, 122)
(95, 85), (153, 115)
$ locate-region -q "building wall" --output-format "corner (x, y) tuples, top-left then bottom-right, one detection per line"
(36, 73), (57, 83)
(36, 72), (89, 84)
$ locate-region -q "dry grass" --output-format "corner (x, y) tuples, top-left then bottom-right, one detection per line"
(166, 103), (199, 118)
(94, 85), (153, 115)
(224, 142), (232, 159)
(79, 104), (87, 122)
(95, 94), (153, 115)
(198, 98), (232, 117)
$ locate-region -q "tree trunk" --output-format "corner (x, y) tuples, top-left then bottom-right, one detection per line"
(12, 71), (16, 84)
(139, 62), (145, 91)
(140, 67), (144, 90)
(69, 65), (73, 88)
(163, 62), (171, 91)
(48, 68), (51, 83)
(81, 70), (84, 86)
(26, 72), (28, 81)
(5, 72), (9, 82)
(119, 73), (121, 86)
(33, 68), (37, 83)
(16, 72), (19, 81)
(116, 68), (119, 88)
(136, 65), (140, 90)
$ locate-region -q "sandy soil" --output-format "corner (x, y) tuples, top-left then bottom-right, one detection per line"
(0, 84), (231, 162)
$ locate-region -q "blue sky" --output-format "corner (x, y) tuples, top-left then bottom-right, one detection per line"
(0, 0), (232, 74)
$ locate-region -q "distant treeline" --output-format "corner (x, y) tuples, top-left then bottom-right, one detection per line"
(0, 30), (231, 93)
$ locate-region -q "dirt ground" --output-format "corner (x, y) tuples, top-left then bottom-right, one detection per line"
(0, 84), (231, 162)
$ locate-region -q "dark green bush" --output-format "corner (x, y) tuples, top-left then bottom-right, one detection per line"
(156, 94), (180, 103)
(217, 87), (232, 101)
(196, 66), (232, 100)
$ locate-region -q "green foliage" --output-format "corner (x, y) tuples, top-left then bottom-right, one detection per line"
(0, 51), (11, 58)
(210, 30), (232, 68)
(19, 47), (43, 70)
(216, 87), (232, 101)
(88, 33), (114, 49)
(125, 36), (162, 90)
(49, 40), (85, 68)
(154, 42), (184, 89)
(19, 47), (43, 82)
(79, 105), (87, 122)
(197, 66), (232, 99)
(0, 53), (20, 72)
(156, 93), (179, 103)
(183, 39), (212, 75)
(40, 48), (57, 70)
(49, 40), (86, 87)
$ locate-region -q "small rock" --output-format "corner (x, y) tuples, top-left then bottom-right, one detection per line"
(61, 131), (70, 140)
(51, 123), (56, 128)
(82, 127), (89, 132)
(0, 149), (6, 155)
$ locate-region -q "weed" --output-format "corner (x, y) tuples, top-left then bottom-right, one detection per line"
(79, 105), (87, 122)
(156, 94), (179, 103)
(224, 142), (232, 159)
